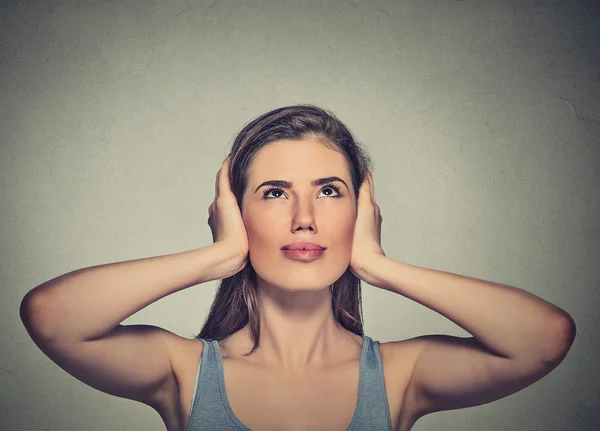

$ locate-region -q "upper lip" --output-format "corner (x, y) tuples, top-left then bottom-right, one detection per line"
(281, 242), (326, 250)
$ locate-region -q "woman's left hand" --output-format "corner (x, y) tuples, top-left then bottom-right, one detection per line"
(349, 171), (386, 284)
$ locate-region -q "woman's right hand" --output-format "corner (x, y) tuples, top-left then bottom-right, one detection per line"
(208, 154), (249, 276)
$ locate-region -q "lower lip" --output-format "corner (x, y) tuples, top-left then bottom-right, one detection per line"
(281, 249), (325, 261)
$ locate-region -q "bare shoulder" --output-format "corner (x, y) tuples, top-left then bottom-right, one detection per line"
(150, 334), (205, 430)
(378, 336), (428, 376)
(165, 334), (205, 368)
(163, 334), (205, 396)
(378, 336), (431, 424)
(151, 334), (204, 403)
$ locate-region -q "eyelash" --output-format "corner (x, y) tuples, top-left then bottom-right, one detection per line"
(262, 183), (343, 200)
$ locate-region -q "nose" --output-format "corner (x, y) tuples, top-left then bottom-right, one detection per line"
(290, 200), (317, 232)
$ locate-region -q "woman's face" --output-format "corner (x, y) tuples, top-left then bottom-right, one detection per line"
(241, 138), (357, 291)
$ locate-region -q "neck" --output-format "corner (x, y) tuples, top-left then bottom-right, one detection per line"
(243, 281), (353, 377)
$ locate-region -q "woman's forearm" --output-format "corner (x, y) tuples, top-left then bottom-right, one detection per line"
(21, 242), (243, 343)
(361, 254), (575, 362)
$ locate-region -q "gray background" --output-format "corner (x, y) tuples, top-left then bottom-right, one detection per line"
(2, 0), (598, 430)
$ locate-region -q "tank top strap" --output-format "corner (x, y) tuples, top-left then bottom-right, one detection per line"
(186, 339), (241, 430)
(349, 335), (393, 430)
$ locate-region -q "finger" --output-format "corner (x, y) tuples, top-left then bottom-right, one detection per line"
(358, 172), (371, 206)
(215, 154), (230, 199)
(218, 154), (233, 197)
(368, 171), (375, 203)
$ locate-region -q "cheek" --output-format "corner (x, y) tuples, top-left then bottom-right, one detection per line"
(337, 209), (356, 238)
(242, 208), (286, 255)
(338, 227), (355, 261)
(244, 218), (272, 251)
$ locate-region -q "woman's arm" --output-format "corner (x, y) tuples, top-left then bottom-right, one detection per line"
(360, 255), (576, 416)
(367, 256), (574, 361)
(21, 241), (244, 342)
(19, 242), (245, 410)
(19, 154), (248, 413)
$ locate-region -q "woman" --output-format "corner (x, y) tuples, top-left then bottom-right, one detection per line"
(20, 105), (576, 431)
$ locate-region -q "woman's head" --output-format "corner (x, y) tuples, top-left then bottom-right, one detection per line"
(239, 137), (355, 294)
(227, 105), (371, 211)
(197, 104), (373, 355)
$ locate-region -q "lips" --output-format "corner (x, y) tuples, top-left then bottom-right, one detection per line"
(281, 248), (325, 262)
(281, 242), (325, 250)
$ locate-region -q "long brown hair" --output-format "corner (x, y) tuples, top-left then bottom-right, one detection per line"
(196, 104), (374, 356)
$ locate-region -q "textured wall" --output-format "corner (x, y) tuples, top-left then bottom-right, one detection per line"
(2, 1), (598, 430)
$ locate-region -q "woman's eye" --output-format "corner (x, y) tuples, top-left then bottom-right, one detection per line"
(263, 189), (283, 198)
(321, 186), (340, 197)
(262, 185), (342, 199)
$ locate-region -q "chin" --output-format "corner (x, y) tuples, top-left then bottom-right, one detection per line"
(253, 268), (344, 292)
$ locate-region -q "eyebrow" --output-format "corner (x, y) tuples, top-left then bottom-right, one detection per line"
(254, 176), (349, 194)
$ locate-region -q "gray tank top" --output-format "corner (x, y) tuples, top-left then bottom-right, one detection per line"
(185, 335), (392, 430)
